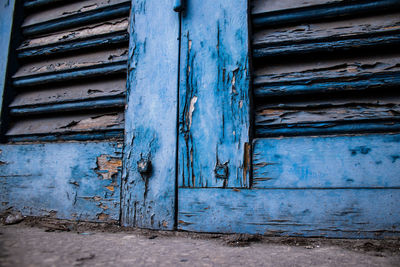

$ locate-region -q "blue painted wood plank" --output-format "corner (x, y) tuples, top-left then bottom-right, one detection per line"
(0, 142), (123, 222)
(178, 0), (251, 188)
(178, 188), (400, 238)
(121, 0), (179, 230)
(253, 134), (400, 188)
(0, 0), (16, 122)
(252, 0), (400, 28)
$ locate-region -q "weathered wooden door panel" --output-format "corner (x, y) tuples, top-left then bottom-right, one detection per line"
(121, 0), (180, 230)
(0, 142), (122, 222)
(179, 187), (400, 238)
(178, 0), (400, 237)
(178, 0), (250, 188)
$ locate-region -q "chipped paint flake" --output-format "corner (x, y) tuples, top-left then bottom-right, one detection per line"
(188, 96), (198, 130)
(95, 155), (122, 180)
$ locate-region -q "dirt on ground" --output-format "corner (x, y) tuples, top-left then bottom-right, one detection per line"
(0, 216), (399, 266)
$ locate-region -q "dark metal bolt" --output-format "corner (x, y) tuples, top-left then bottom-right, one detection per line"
(137, 158), (152, 176)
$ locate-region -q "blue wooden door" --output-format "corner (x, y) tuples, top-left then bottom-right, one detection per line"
(176, 0), (400, 238)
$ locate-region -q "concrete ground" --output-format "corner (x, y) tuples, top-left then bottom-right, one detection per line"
(0, 219), (399, 267)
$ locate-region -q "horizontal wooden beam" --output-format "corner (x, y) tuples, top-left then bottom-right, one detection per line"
(254, 71), (400, 97)
(252, 0), (400, 29)
(179, 187), (400, 238)
(10, 97), (125, 116)
(6, 129), (124, 142)
(22, 2), (131, 37)
(13, 61), (127, 88)
(18, 31), (129, 59)
(253, 31), (400, 58)
(255, 120), (400, 137)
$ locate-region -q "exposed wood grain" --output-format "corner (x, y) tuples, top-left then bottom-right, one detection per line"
(254, 53), (400, 84)
(256, 97), (400, 129)
(13, 61), (127, 88)
(6, 112), (124, 136)
(253, 134), (400, 188)
(121, 0), (179, 230)
(253, 13), (400, 46)
(254, 31), (400, 58)
(0, 142), (122, 222)
(178, 0), (250, 188)
(251, 0), (343, 14)
(22, 1), (130, 36)
(252, 0), (400, 28)
(178, 188), (400, 238)
(14, 47), (128, 77)
(19, 18), (129, 49)
(18, 31), (129, 59)
(9, 77), (126, 107)
(23, 0), (129, 27)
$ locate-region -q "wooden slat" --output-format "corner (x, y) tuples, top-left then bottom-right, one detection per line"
(0, 142), (122, 222)
(254, 71), (400, 98)
(256, 121), (400, 137)
(24, 0), (66, 10)
(253, 13), (400, 46)
(10, 97), (125, 116)
(9, 77), (125, 107)
(13, 61), (127, 88)
(7, 130), (124, 142)
(254, 31), (400, 58)
(18, 31), (128, 59)
(251, 0), (343, 14)
(14, 47), (128, 78)
(178, 188), (400, 238)
(254, 52), (400, 84)
(255, 97), (400, 135)
(253, 134), (400, 188)
(23, 0), (129, 27)
(22, 1), (130, 36)
(6, 112), (124, 136)
(252, 0), (400, 28)
(19, 18), (129, 49)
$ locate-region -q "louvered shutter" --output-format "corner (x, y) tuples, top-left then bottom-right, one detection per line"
(4, 0), (130, 142)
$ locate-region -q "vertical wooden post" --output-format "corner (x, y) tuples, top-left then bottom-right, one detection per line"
(0, 0), (16, 131)
(121, 0), (180, 229)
